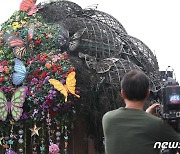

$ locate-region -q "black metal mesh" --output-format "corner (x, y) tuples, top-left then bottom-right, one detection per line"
(81, 9), (128, 34)
(97, 58), (141, 87)
(60, 17), (161, 90)
(38, 0), (162, 109)
(38, 1), (162, 151)
(39, 0), (83, 23)
(127, 35), (159, 72)
(62, 17), (125, 58)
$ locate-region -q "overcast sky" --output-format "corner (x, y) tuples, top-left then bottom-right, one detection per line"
(0, 0), (180, 82)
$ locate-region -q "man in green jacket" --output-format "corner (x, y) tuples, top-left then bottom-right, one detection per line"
(102, 70), (180, 154)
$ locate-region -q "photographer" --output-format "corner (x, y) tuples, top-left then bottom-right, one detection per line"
(102, 70), (180, 154)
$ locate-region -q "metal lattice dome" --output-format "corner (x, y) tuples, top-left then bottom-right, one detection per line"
(38, 1), (162, 150)
(38, 0), (162, 101)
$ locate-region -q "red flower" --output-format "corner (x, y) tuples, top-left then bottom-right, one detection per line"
(1, 60), (8, 66)
(28, 89), (34, 96)
(42, 54), (48, 58)
(0, 76), (4, 84)
(68, 67), (75, 73)
(63, 53), (69, 60)
(36, 86), (41, 92)
(40, 57), (46, 64)
(26, 61), (30, 66)
(57, 64), (62, 74)
(62, 74), (68, 78)
(33, 68), (41, 78)
(51, 66), (57, 73)
(26, 112), (30, 118)
(40, 72), (48, 79)
(47, 99), (53, 106)
(36, 54), (41, 60)
(26, 57), (34, 66)
(50, 110), (56, 117)
(57, 64), (62, 70)
(34, 39), (41, 46)
(27, 75), (33, 80)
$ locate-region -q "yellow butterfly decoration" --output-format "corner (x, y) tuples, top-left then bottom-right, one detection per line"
(48, 71), (80, 102)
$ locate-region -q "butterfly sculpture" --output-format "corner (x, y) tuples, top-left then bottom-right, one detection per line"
(20, 0), (40, 16)
(48, 71), (80, 102)
(79, 52), (119, 73)
(56, 24), (86, 51)
(4, 24), (34, 59)
(0, 86), (28, 121)
(13, 58), (27, 85)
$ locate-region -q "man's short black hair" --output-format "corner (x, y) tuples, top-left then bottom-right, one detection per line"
(121, 70), (150, 101)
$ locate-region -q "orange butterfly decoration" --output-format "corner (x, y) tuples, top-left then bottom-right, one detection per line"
(20, 0), (40, 16)
(4, 24), (34, 59)
(48, 71), (80, 102)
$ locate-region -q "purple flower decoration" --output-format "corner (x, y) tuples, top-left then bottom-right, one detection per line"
(43, 76), (50, 84)
(61, 79), (66, 84)
(48, 89), (56, 98)
(34, 98), (39, 104)
(56, 103), (61, 109)
(32, 109), (39, 117)
(30, 78), (38, 86)
(41, 111), (45, 116)
(22, 113), (28, 120)
(6, 149), (17, 154)
(4, 88), (9, 93)
(41, 102), (48, 109)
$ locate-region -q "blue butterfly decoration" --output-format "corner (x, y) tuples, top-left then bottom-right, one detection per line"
(13, 58), (27, 85)
(56, 23), (86, 51)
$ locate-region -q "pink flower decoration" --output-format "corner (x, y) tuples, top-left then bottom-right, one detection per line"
(52, 55), (61, 62)
(0, 66), (4, 72)
(30, 78), (38, 85)
(46, 117), (51, 123)
(49, 144), (60, 154)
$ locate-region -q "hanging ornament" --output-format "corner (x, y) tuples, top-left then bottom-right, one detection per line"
(55, 123), (61, 151)
(46, 111), (53, 144)
(40, 145), (45, 153)
(8, 139), (14, 145)
(18, 127), (24, 153)
(6, 149), (17, 154)
(49, 143), (60, 154)
(55, 131), (61, 142)
(9, 121), (17, 139)
(8, 120), (15, 150)
(64, 125), (68, 153)
(32, 146), (38, 154)
(40, 123), (45, 153)
(30, 120), (40, 154)
(18, 148), (23, 153)
(29, 124), (41, 137)
(0, 136), (4, 145)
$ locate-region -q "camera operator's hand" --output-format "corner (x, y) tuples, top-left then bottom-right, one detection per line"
(146, 103), (160, 116)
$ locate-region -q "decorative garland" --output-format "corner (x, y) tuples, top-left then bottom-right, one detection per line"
(0, 0), (80, 153)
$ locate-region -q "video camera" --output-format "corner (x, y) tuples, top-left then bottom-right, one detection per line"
(157, 68), (180, 154)
(154, 67), (180, 120)
(155, 85), (180, 120)
(157, 85), (180, 154)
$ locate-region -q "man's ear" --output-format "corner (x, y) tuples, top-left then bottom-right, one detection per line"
(121, 90), (126, 99)
(146, 89), (150, 98)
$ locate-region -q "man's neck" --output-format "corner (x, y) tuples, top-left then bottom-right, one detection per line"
(125, 99), (144, 110)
